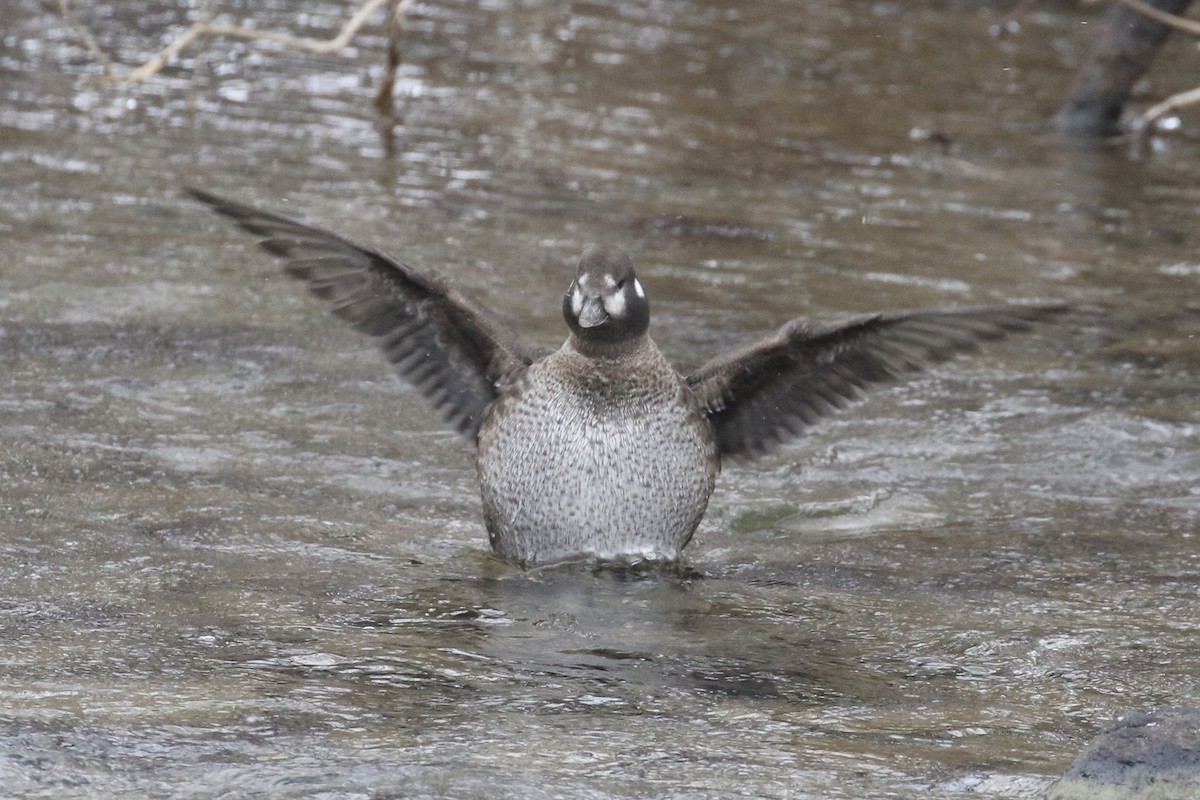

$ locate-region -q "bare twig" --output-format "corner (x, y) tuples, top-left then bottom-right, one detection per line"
(47, 0), (403, 85)
(119, 0), (221, 84)
(1115, 0), (1200, 36)
(41, 0), (113, 75)
(1136, 85), (1200, 129)
(201, 0), (392, 55)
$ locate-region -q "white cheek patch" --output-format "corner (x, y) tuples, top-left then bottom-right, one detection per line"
(633, 279), (645, 299)
(603, 289), (627, 318)
(603, 275), (617, 290)
(571, 286), (584, 316)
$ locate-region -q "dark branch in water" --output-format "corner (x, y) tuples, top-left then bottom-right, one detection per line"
(1054, 0), (1196, 138)
(375, 0), (418, 116)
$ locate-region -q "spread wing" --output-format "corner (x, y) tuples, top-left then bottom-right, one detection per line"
(685, 305), (1066, 459)
(187, 188), (540, 440)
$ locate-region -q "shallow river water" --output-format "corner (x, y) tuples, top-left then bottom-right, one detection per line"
(3, 1), (1200, 798)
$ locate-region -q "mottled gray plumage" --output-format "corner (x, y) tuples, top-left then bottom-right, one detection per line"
(477, 336), (718, 563)
(188, 189), (1065, 564)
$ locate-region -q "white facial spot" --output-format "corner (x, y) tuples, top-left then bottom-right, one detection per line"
(603, 274), (617, 290)
(570, 285), (583, 316)
(603, 288), (626, 318)
(633, 278), (644, 299)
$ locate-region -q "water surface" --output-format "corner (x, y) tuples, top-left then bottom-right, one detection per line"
(3, 1), (1199, 798)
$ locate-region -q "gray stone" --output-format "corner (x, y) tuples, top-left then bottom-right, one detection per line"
(1047, 707), (1200, 800)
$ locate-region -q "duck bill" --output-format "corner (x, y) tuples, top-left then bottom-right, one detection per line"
(577, 296), (609, 328)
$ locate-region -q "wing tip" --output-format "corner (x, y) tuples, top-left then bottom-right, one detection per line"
(183, 185), (237, 216)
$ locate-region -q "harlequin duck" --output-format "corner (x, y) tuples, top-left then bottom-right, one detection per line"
(187, 189), (1064, 565)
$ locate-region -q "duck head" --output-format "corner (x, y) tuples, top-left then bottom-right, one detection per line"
(562, 245), (650, 345)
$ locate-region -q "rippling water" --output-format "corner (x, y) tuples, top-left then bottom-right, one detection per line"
(3, 0), (1199, 797)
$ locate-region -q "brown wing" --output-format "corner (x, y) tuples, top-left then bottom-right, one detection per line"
(685, 305), (1066, 459)
(187, 188), (539, 440)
